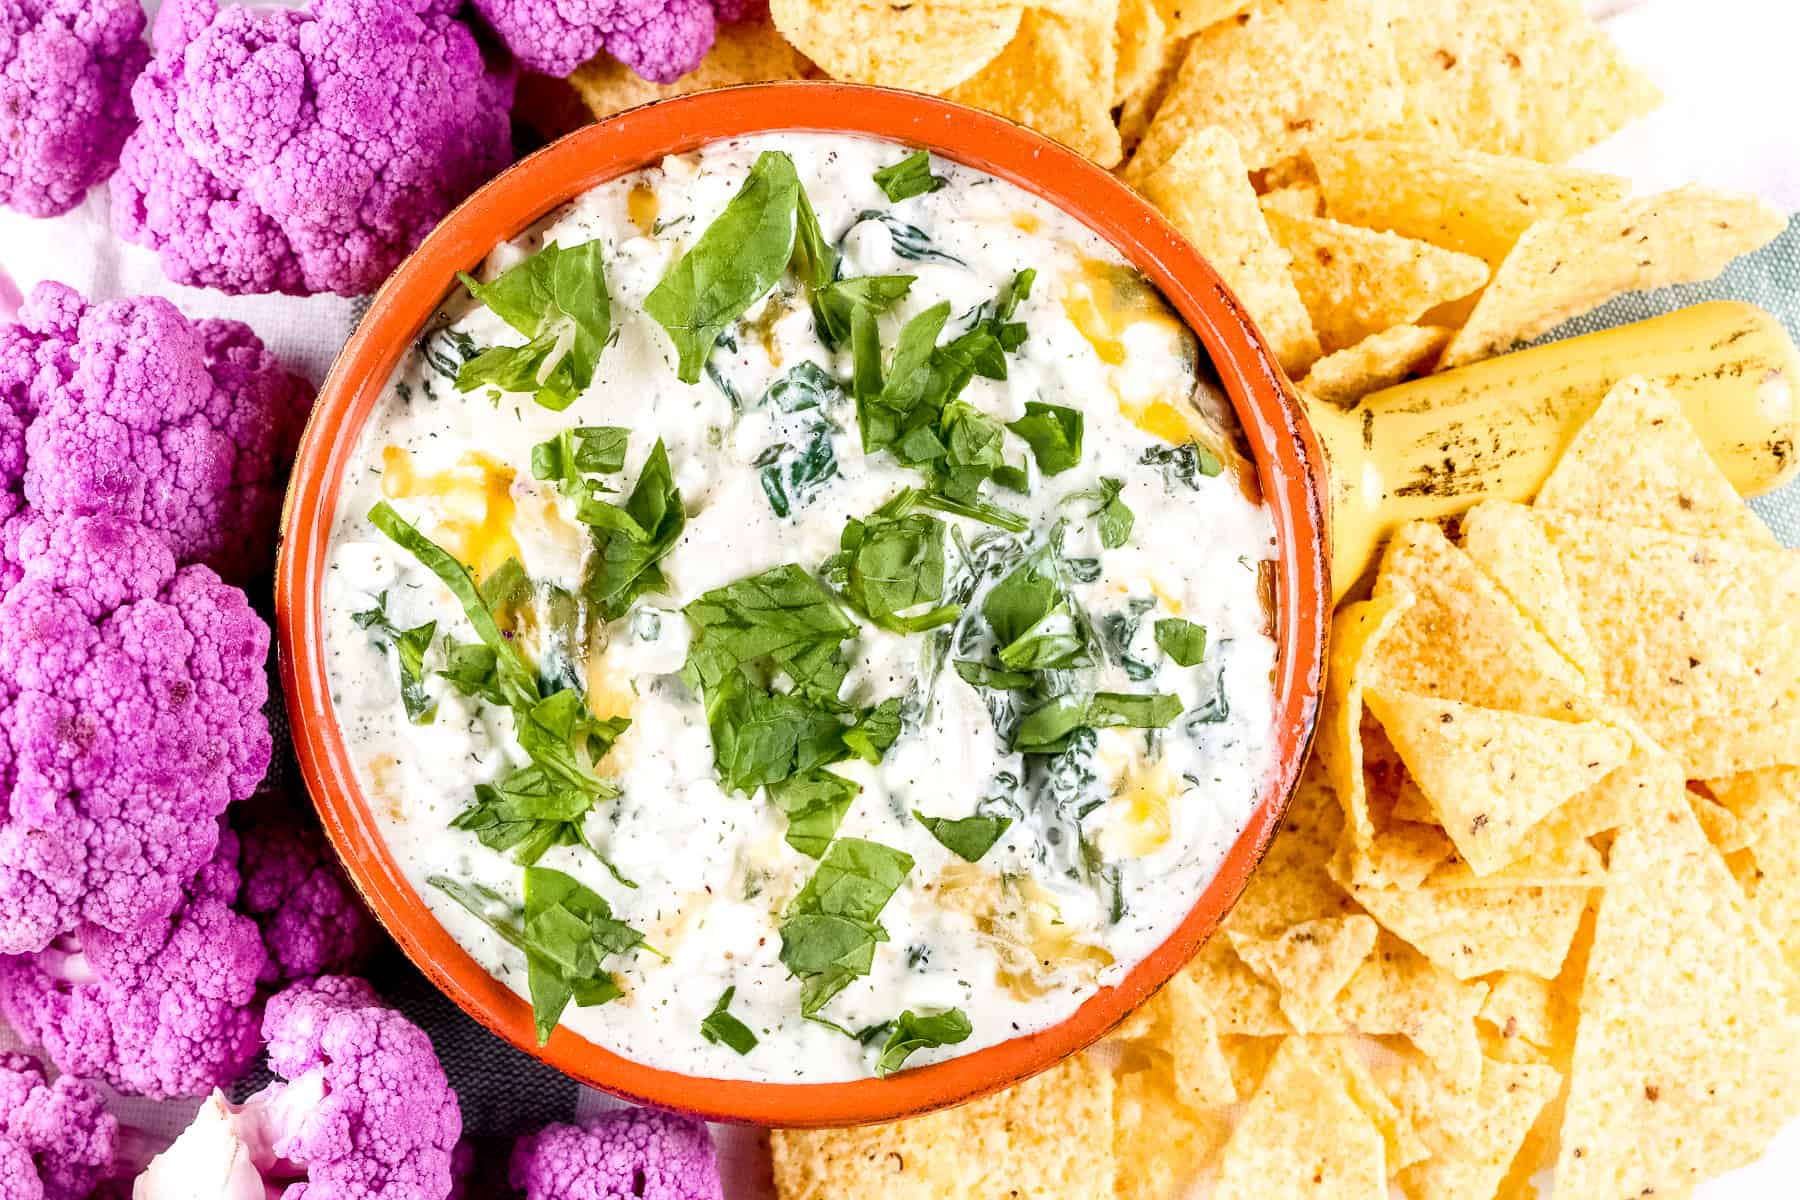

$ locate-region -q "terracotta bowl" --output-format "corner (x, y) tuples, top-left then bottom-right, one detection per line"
(276, 82), (1329, 1127)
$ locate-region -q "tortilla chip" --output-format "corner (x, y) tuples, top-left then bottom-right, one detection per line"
(1298, 323), (1450, 406)
(1536, 375), (1779, 547)
(1229, 915), (1380, 1032)
(1364, 687), (1633, 876)
(1532, 512), (1800, 779)
(1264, 210), (1488, 353)
(1338, 819), (1458, 893)
(1328, 1039), (1432, 1170)
(1439, 187), (1785, 368)
(1309, 138), (1632, 265)
(568, 17), (814, 119)
(1225, 760), (1359, 935)
(1371, 521), (1597, 720)
(1335, 933), (1489, 1083)
(1257, 184), (1322, 220)
(1479, 972), (1575, 1055)
(1318, 593), (1415, 847)
(1157, 0), (1253, 38)
(1459, 500), (1602, 680)
(1116, 969), (1241, 1107)
(1425, 834), (1604, 891)
(1688, 786), (1751, 854)
(1376, 1046), (1562, 1200)
(1213, 1037), (1389, 1199)
(770, 1050), (1115, 1198)
(1130, 0), (1405, 177)
(1387, 0), (1660, 162)
(769, 0), (1021, 93)
(1706, 766), (1800, 982)
(949, 7), (1123, 167)
(1115, 27), (1186, 155)
(1555, 782), (1800, 1196)
(1113, 1067), (1232, 1200)
(1135, 127), (1321, 374)
(1114, 0), (1169, 104)
(1335, 850), (1590, 982)
(1187, 937), (1291, 1036)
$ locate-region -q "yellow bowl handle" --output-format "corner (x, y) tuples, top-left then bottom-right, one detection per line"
(1309, 301), (1800, 602)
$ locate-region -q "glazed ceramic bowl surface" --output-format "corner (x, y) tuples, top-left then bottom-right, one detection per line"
(276, 83), (1329, 1126)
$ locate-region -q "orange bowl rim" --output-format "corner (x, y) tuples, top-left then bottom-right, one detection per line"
(275, 80), (1330, 1127)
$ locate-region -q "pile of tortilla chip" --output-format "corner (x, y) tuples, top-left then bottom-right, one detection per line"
(769, 375), (1800, 1199)
(564, 1), (1784, 407)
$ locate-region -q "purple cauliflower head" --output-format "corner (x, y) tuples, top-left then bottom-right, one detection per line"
(234, 791), (378, 986)
(111, 0), (516, 297)
(0, 1050), (121, 1200)
(0, 513), (271, 954)
(509, 1108), (723, 1200)
(0, 281), (310, 584)
(133, 976), (464, 1200)
(0, 0), (150, 217)
(473, 0), (766, 82)
(0, 826), (268, 1098)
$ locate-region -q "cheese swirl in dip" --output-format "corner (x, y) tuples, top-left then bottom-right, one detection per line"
(322, 133), (1279, 1082)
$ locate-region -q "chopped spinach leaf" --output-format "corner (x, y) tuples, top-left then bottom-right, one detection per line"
(456, 240), (611, 411)
(1154, 618), (1208, 667)
(1099, 597), (1157, 682)
(520, 866), (643, 1044)
(872, 151), (946, 203)
(532, 426), (629, 485)
(700, 986), (759, 1055)
(913, 811), (1011, 862)
(1186, 665), (1231, 728)
(792, 184), (839, 290)
(952, 660), (1034, 691)
(1139, 440), (1224, 490)
(1012, 690), (1181, 754)
(580, 440), (686, 621)
(682, 564), (857, 702)
(811, 274), (914, 351)
(762, 360), (847, 412)
(1074, 476), (1133, 549)
(767, 769), (860, 859)
(645, 151), (802, 383)
(982, 547), (1086, 670)
(875, 1007), (971, 1076)
(842, 697), (904, 765)
(352, 593), (437, 724)
(1007, 402), (1084, 475)
(847, 209), (965, 266)
(778, 838), (914, 1016)
(705, 672), (851, 794)
(835, 492), (959, 633)
(757, 422), (839, 518)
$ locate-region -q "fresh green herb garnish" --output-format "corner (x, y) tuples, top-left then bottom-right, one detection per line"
(532, 426), (629, 483)
(1154, 618), (1208, 667)
(580, 440), (686, 620)
(704, 671), (852, 794)
(1139, 441), (1224, 489)
(1008, 402), (1084, 475)
(757, 422), (838, 518)
(778, 838), (914, 1016)
(645, 151), (803, 383)
(873, 151), (947, 203)
(913, 812), (1011, 862)
(811, 274), (914, 351)
(793, 185), (839, 291)
(833, 491), (959, 633)
(982, 547), (1086, 671)
(700, 986), (759, 1055)
(951, 660), (1034, 691)
(875, 1007), (971, 1076)
(457, 240), (611, 411)
(1011, 691), (1182, 754)
(682, 564), (857, 703)
(1076, 477), (1134, 549)
(763, 360), (847, 412)
(768, 769), (860, 859)
(841, 698), (903, 764)
(351, 593), (437, 724)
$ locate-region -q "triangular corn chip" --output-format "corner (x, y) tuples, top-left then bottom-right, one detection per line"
(1556, 779), (1800, 1196)
(1129, 0), (1404, 177)
(1478, 972), (1575, 1057)
(949, 6), (1123, 166)
(1228, 915), (1380, 1032)
(1113, 0), (1168, 104)
(1224, 760), (1359, 935)
(1318, 593), (1414, 848)
(770, 0), (1021, 93)
(1310, 138), (1631, 264)
(1460, 499), (1602, 679)
(1706, 766), (1800, 982)
(1257, 184), (1322, 221)
(1331, 1041), (1433, 1170)
(1440, 187), (1785, 368)
(1156, 0), (1252, 39)
(1213, 1037), (1389, 1199)
(1386, 0), (1660, 162)
(1186, 938), (1291, 1037)
(1372, 522), (1596, 720)
(569, 18), (814, 121)
(1298, 323), (1449, 407)
(770, 1050), (1115, 1198)
(1536, 375), (1778, 547)
(1135, 127), (1321, 374)
(1264, 210), (1488, 352)
(1113, 1066), (1232, 1200)
(1533, 512), (1800, 779)
(1375, 1045), (1562, 1200)
(1364, 688), (1632, 875)
(1117, 969), (1240, 1108)
(1335, 933), (1489, 1084)
(1425, 835), (1604, 891)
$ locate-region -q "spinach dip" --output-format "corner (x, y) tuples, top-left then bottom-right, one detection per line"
(321, 133), (1280, 1082)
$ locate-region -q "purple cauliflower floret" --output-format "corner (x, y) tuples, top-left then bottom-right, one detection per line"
(474, 0), (767, 81)
(111, 0), (515, 297)
(0, 0), (150, 217)
(0, 826), (268, 1098)
(509, 1109), (722, 1200)
(133, 976), (464, 1200)
(234, 791), (378, 986)
(0, 1051), (121, 1200)
(0, 281), (310, 583)
(0, 513), (271, 954)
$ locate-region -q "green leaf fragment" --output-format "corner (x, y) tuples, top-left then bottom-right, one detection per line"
(767, 769), (860, 859)
(1008, 401), (1084, 475)
(873, 150), (947, 203)
(913, 811), (1012, 862)
(700, 986), (759, 1055)
(1154, 617), (1208, 667)
(876, 1007), (971, 1076)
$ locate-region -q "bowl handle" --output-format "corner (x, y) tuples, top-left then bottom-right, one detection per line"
(1310, 300), (1800, 601)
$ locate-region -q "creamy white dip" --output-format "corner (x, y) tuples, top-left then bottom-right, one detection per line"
(322, 133), (1279, 1082)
